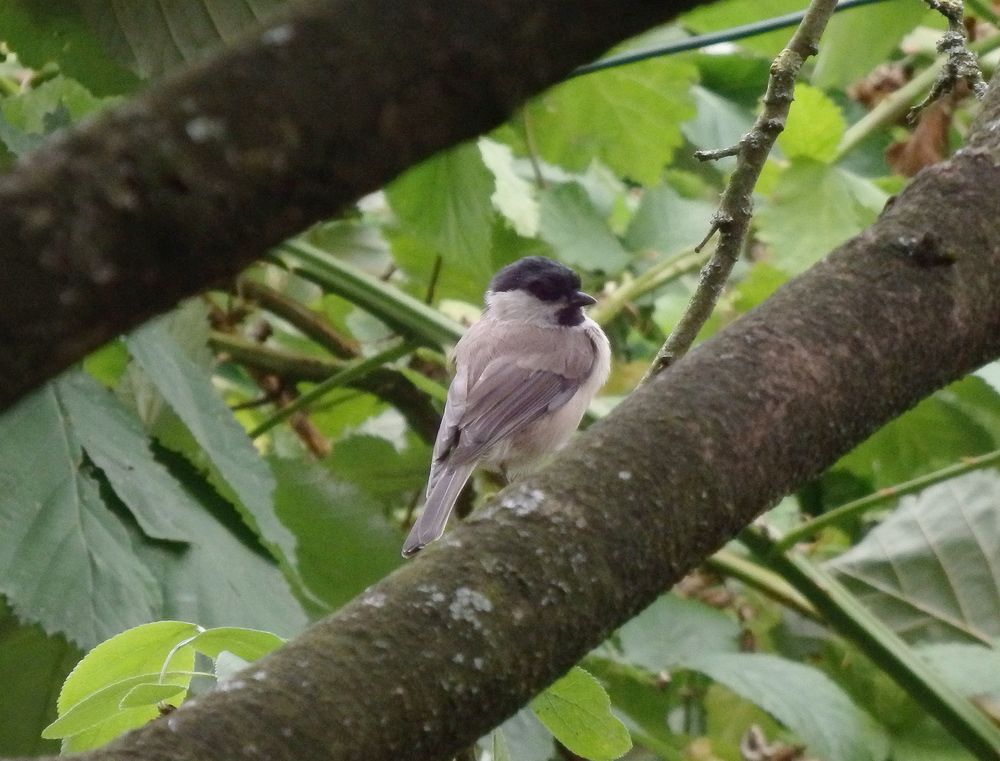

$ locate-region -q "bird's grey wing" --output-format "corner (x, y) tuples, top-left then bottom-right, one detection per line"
(446, 361), (584, 465)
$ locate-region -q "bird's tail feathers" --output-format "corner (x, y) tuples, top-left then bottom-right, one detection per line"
(402, 463), (475, 557)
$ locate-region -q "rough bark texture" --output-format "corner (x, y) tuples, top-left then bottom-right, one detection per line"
(8, 75), (998, 761)
(0, 0), (707, 409)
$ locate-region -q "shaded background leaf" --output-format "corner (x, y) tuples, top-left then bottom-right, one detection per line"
(827, 471), (1000, 644)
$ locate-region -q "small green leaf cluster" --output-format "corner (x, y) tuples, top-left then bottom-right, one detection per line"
(41, 620), (283, 752)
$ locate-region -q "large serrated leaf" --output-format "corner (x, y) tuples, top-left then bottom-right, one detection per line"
(827, 471), (1000, 644)
(126, 316), (296, 572)
(0, 380), (162, 648)
(611, 594), (740, 671)
(685, 653), (889, 761)
(523, 57), (698, 186)
(132, 450), (307, 637)
(531, 666), (632, 761)
(812, 2), (929, 90)
(624, 183), (715, 257)
(777, 83), (845, 163)
(58, 372), (188, 542)
(0, 602), (80, 755)
(756, 159), (887, 274)
(77, 0), (284, 79)
(387, 141), (498, 300)
(271, 458), (403, 610)
(538, 182), (630, 274)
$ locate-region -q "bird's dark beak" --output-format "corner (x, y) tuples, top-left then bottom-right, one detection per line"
(570, 291), (597, 308)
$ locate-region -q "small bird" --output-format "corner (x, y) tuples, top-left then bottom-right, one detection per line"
(402, 256), (611, 557)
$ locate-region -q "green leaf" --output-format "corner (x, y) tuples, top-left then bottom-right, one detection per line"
(624, 183), (715, 257)
(680, 84), (756, 167)
(490, 728), (513, 761)
(387, 141), (497, 290)
(76, 0), (284, 79)
(611, 594), (740, 671)
(777, 83), (845, 163)
(190, 626), (285, 661)
(57, 371), (189, 542)
(214, 650), (251, 682)
(0, 0), (139, 95)
(756, 159), (887, 274)
(827, 471), (1000, 643)
(126, 316), (296, 570)
(832, 378), (999, 490)
(685, 653), (889, 761)
(531, 667), (632, 761)
(0, 602), (80, 755)
(487, 710), (556, 761)
(56, 620), (199, 716)
(0, 379), (162, 648)
(539, 183), (630, 273)
(132, 451), (307, 636)
(812, 2), (930, 90)
(522, 57), (698, 185)
(583, 659), (683, 760)
(479, 137), (540, 237)
(327, 432), (430, 507)
(918, 643), (1000, 697)
(118, 682), (187, 710)
(44, 671), (196, 740)
(271, 458), (404, 610)
(1, 75), (108, 133)
(682, 0), (806, 57)
(43, 620), (200, 746)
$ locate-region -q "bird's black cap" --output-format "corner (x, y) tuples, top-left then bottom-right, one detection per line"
(488, 256), (582, 303)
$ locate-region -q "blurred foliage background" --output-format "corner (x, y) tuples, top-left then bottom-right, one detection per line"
(1, 0), (1000, 759)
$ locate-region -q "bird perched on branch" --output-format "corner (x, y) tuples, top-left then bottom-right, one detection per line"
(402, 256), (610, 557)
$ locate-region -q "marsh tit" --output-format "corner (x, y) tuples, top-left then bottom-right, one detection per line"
(402, 256), (611, 557)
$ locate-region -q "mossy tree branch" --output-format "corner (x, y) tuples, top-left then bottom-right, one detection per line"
(12, 71), (1000, 761)
(0, 0), (711, 411)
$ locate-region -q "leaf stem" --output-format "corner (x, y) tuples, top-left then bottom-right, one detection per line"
(773, 448), (1000, 552)
(238, 278), (358, 359)
(705, 548), (818, 620)
(210, 331), (344, 381)
(248, 341), (418, 439)
(270, 240), (463, 348)
(590, 248), (710, 326)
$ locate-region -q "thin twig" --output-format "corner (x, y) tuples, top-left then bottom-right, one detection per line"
(908, 1), (988, 123)
(239, 278), (359, 358)
(643, 0), (840, 381)
(589, 248), (710, 326)
(521, 108), (547, 189)
(425, 255), (443, 305)
(248, 341), (417, 439)
(836, 31), (1000, 160)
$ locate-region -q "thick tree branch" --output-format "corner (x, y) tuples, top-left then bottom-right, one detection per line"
(15, 74), (999, 761)
(0, 0), (708, 410)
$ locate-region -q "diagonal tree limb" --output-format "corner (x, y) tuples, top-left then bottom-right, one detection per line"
(12, 72), (1000, 761)
(0, 0), (709, 410)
